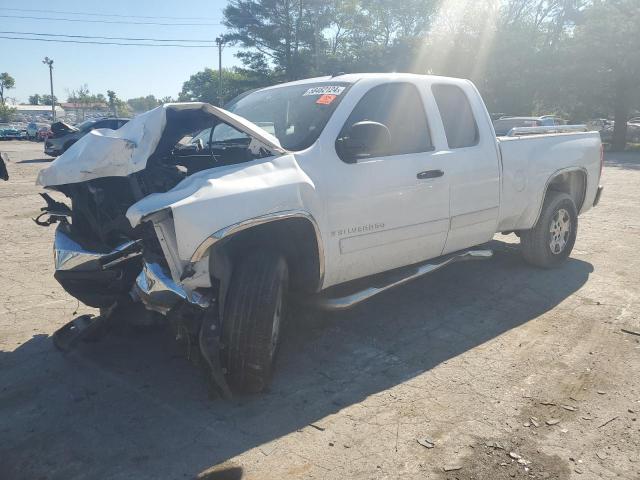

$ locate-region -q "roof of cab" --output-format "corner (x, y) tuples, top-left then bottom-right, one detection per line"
(258, 73), (471, 91)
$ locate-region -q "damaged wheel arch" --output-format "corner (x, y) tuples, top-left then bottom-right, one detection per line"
(193, 211), (325, 297)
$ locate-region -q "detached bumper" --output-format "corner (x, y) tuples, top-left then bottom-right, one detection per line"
(53, 225), (142, 308)
(593, 185), (604, 207)
(134, 262), (210, 315)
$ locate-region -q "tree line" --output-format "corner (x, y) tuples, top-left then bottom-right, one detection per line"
(3, 1), (638, 149)
(179, 0), (639, 150)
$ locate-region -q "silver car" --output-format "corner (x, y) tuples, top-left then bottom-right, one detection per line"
(44, 118), (129, 157)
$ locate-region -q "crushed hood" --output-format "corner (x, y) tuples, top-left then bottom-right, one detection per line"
(36, 103), (287, 187)
(50, 121), (79, 136)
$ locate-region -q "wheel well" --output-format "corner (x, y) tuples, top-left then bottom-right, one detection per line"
(212, 218), (322, 294)
(546, 170), (587, 212)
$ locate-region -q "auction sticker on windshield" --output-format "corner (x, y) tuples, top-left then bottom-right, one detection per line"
(316, 94), (337, 105)
(303, 86), (346, 96)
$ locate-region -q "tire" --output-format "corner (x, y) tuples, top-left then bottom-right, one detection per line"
(222, 251), (289, 393)
(63, 140), (76, 152)
(521, 191), (578, 268)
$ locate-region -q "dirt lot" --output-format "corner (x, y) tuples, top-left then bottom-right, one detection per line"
(0, 141), (638, 480)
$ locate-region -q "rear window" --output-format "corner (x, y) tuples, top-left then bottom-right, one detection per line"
(432, 84), (479, 148)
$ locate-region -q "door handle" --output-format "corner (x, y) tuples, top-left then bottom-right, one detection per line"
(416, 169), (444, 179)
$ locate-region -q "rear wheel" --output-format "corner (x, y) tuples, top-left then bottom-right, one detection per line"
(222, 251), (288, 393)
(521, 191), (577, 268)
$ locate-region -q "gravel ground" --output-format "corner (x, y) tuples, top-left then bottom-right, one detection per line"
(0, 141), (638, 480)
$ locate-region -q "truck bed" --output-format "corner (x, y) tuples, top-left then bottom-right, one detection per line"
(496, 131), (602, 232)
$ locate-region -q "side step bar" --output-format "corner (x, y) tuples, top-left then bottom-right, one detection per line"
(313, 249), (493, 311)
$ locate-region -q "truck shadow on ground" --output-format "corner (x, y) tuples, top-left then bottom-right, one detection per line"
(0, 239), (594, 480)
(16, 158), (54, 164)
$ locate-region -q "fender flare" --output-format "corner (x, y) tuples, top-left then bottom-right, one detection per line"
(183, 209), (325, 288)
(531, 166), (588, 227)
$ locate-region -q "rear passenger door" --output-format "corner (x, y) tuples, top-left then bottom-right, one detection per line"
(323, 82), (450, 285)
(431, 84), (500, 254)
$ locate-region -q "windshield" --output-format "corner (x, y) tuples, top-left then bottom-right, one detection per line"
(213, 82), (352, 151)
(76, 120), (96, 132)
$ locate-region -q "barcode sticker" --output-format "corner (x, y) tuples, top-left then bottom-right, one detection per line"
(303, 86), (346, 96)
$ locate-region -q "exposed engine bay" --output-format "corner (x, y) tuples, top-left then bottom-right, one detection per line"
(35, 103), (288, 396)
(38, 104), (282, 305)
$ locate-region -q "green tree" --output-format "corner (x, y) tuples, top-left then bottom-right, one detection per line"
(41, 94), (58, 106)
(223, 0), (327, 80)
(105, 90), (132, 117)
(127, 95), (160, 113)
(0, 72), (15, 105)
(564, 0), (640, 150)
(28, 94), (42, 105)
(107, 90), (117, 115)
(179, 68), (256, 105)
(0, 103), (16, 122)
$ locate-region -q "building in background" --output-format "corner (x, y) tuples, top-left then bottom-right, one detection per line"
(60, 102), (109, 123)
(14, 104), (66, 122)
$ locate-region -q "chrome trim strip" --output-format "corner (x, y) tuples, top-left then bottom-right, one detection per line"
(187, 210), (325, 289)
(313, 249), (492, 311)
(506, 125), (587, 136)
(135, 262), (210, 315)
(54, 226), (138, 272)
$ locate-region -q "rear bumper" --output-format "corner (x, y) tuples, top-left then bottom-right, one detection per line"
(593, 185), (604, 207)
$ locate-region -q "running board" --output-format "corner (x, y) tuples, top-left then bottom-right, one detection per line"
(313, 249), (493, 311)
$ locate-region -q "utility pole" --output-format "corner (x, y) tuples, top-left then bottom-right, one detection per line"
(42, 57), (55, 121)
(216, 36), (224, 106)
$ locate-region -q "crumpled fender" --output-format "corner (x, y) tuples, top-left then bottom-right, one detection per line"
(126, 154), (320, 261)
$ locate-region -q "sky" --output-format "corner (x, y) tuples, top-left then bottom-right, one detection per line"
(0, 0), (242, 104)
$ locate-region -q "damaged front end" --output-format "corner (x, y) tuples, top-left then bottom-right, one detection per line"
(35, 102), (287, 396)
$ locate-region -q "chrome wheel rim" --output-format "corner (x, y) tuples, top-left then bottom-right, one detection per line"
(549, 208), (571, 254)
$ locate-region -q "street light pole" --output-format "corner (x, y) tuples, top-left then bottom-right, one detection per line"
(42, 57), (55, 121)
(216, 37), (224, 106)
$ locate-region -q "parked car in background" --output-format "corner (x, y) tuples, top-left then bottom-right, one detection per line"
(26, 122), (39, 140)
(27, 122), (51, 141)
(493, 115), (567, 135)
(0, 124), (25, 140)
(595, 119), (640, 144)
(44, 117), (129, 157)
(37, 125), (53, 141)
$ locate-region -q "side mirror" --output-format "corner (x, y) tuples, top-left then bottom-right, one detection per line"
(336, 121), (391, 163)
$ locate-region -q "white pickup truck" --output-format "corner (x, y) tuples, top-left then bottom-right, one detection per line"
(36, 73), (603, 395)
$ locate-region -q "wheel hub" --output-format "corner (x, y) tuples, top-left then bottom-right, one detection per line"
(549, 208), (571, 254)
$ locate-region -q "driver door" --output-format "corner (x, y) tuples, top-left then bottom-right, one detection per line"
(322, 82), (450, 286)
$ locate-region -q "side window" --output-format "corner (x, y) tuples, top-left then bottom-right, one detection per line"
(337, 83), (432, 161)
(431, 84), (479, 149)
(93, 120), (111, 130)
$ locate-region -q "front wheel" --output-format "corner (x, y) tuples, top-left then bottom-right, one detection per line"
(520, 191), (578, 268)
(222, 251), (289, 393)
